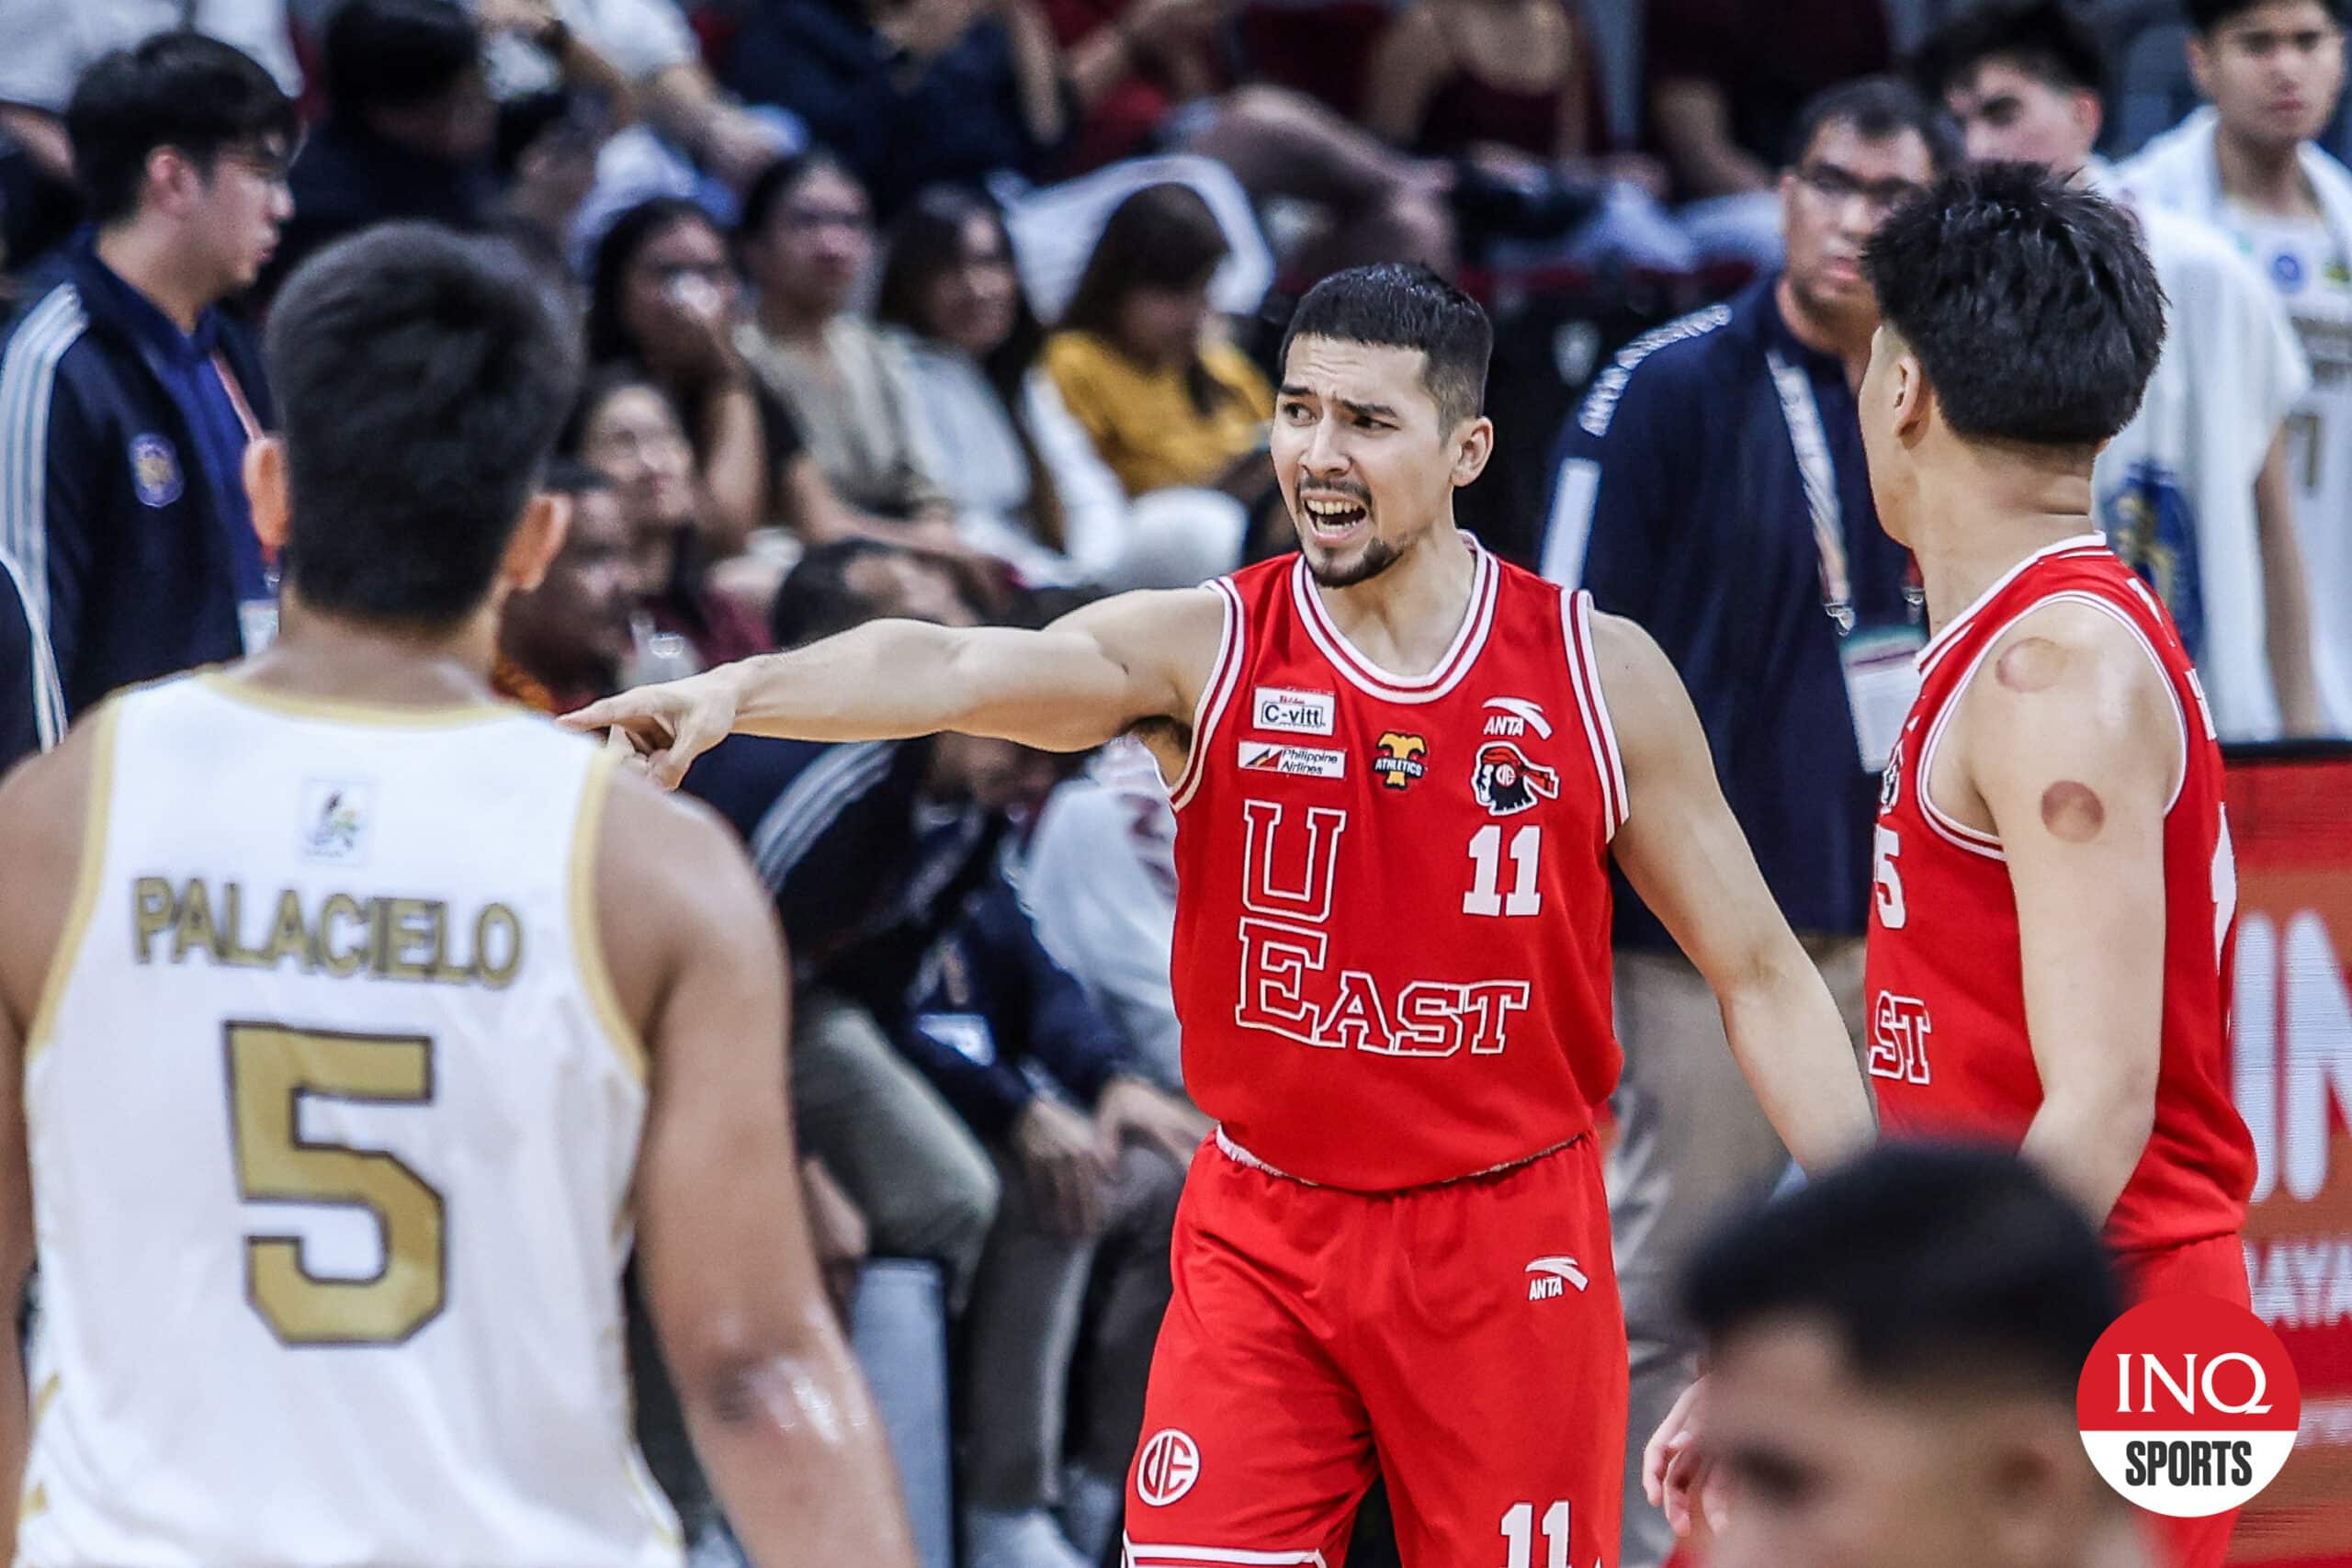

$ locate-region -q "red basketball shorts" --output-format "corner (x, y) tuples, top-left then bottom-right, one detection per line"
(1124, 1134), (1628, 1568)
(2119, 1233), (2253, 1568)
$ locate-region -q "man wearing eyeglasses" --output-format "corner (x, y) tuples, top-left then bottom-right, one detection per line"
(1537, 75), (1956, 1568)
(0, 32), (295, 775)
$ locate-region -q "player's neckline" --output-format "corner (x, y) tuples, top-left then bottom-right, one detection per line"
(1917, 534), (2109, 673)
(1290, 544), (1498, 704)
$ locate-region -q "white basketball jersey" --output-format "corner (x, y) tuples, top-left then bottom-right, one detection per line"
(17, 673), (682, 1568)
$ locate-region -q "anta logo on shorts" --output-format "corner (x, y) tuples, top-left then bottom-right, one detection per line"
(1525, 1256), (1589, 1301)
(1471, 742), (1557, 817)
(1252, 687), (1335, 736)
(1135, 1429), (1201, 1506)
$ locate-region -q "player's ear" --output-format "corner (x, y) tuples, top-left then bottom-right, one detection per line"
(1889, 345), (1932, 443)
(243, 436), (291, 556)
(2185, 32), (2213, 100)
(1451, 415), (1495, 488)
(504, 490), (571, 594)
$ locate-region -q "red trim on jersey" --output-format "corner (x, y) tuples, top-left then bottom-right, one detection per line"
(1170, 578), (1246, 811)
(1288, 543), (1498, 704)
(1917, 534), (2110, 677)
(1561, 590), (1628, 835)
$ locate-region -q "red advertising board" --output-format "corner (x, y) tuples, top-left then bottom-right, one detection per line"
(2226, 747), (2352, 1568)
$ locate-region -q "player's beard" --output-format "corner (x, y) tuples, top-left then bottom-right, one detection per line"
(1304, 533), (1402, 589)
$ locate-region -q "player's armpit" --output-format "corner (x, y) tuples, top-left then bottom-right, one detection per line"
(1594, 614), (1874, 1170)
(605, 773), (917, 1568)
(1965, 604), (2175, 1223)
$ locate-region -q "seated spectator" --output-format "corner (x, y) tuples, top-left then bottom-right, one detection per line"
(718, 0), (1071, 216)
(492, 459), (638, 712)
(903, 874), (1202, 1568)
(266, 0), (501, 293)
(585, 196), (779, 555)
(736, 152), (952, 522)
(1644, 0), (1894, 267)
(876, 186), (1246, 586)
(561, 369), (775, 671)
(1042, 183), (1272, 498)
(1049, 0), (1233, 170)
(0, 34), (294, 766)
(769, 536), (978, 643)
(1363, 0), (1604, 164)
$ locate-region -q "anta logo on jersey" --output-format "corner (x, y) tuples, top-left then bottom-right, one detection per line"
(1238, 740), (1346, 779)
(1251, 686), (1336, 735)
(1471, 743), (1558, 817)
(1373, 732), (1428, 790)
(1481, 697), (1553, 739)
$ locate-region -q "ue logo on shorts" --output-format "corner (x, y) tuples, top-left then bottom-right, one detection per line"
(1135, 1429), (1201, 1506)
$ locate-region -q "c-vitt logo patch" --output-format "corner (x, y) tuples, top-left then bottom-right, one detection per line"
(2076, 1293), (2300, 1517)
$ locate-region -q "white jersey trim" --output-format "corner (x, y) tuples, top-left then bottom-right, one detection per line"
(571, 750), (648, 1086)
(1124, 1543), (1329, 1567)
(1918, 535), (2111, 677)
(1170, 577), (1244, 812)
(22, 699), (119, 1064)
(1288, 543), (1498, 705)
(1917, 588), (2192, 861)
(1562, 590), (1629, 837)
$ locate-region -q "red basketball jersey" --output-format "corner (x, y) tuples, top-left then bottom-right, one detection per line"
(1168, 543), (1626, 1191)
(1865, 535), (2256, 1255)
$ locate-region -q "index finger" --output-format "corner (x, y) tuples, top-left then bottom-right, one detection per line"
(559, 694), (636, 732)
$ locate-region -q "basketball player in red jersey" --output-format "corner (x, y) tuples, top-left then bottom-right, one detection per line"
(570, 264), (1876, 1568)
(1645, 164), (2258, 1568)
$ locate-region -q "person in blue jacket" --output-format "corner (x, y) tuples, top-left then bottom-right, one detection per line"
(0, 33), (293, 771)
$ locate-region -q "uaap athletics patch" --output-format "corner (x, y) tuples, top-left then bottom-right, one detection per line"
(130, 434), (183, 508)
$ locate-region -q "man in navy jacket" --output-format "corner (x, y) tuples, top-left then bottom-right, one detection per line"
(0, 33), (292, 772)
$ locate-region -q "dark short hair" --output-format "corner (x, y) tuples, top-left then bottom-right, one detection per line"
(1917, 0), (2109, 99)
(769, 537), (913, 647)
(2188, 0), (2347, 30)
(1685, 1144), (2123, 1397)
(1279, 263), (1492, 431)
(266, 225), (584, 627)
(1864, 161), (2166, 449)
(1784, 75), (1965, 175)
(64, 32), (297, 226)
(542, 457), (614, 498)
(325, 0), (481, 118)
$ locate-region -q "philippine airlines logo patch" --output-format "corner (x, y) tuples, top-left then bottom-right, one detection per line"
(2077, 1293), (2300, 1517)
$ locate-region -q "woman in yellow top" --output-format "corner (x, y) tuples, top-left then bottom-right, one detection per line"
(1043, 184), (1274, 498)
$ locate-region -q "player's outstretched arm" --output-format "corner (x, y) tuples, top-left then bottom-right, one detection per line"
(564, 587), (1224, 789)
(1963, 604), (2177, 1224)
(607, 770), (916, 1568)
(1596, 612), (1876, 1172)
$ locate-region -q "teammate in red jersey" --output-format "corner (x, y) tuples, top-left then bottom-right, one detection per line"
(569, 264), (1876, 1568)
(1645, 164), (2258, 1568)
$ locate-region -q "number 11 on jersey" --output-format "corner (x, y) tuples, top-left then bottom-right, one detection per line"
(1464, 825), (1542, 918)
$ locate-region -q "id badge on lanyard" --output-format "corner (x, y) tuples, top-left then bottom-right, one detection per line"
(1767, 349), (1922, 772)
(212, 353), (279, 654)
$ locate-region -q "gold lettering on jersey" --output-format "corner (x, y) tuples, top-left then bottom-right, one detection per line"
(128, 878), (524, 990)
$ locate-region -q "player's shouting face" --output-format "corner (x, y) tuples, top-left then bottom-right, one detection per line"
(1272, 333), (1493, 589)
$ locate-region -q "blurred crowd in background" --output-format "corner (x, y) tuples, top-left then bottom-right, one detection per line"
(0, 0), (2346, 1563)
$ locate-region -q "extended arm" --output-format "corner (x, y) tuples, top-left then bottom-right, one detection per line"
(1962, 607), (2177, 1223)
(617, 778), (915, 1568)
(567, 587), (1222, 787)
(1598, 613), (1873, 1171)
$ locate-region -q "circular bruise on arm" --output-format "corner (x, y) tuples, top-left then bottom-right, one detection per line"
(2040, 779), (2106, 842)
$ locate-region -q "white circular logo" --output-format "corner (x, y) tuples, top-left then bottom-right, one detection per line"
(2077, 1294), (2301, 1517)
(1135, 1428), (1201, 1506)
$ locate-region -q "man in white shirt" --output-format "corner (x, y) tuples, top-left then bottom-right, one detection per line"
(1924, 0), (2325, 739)
(2121, 0), (2352, 734)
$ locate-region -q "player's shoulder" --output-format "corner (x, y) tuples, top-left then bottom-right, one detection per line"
(1966, 592), (2182, 755)
(1567, 299), (1743, 443)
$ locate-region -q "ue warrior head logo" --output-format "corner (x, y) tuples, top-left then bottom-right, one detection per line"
(1881, 740), (1903, 810)
(1471, 742), (1557, 817)
(1373, 731), (1427, 790)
